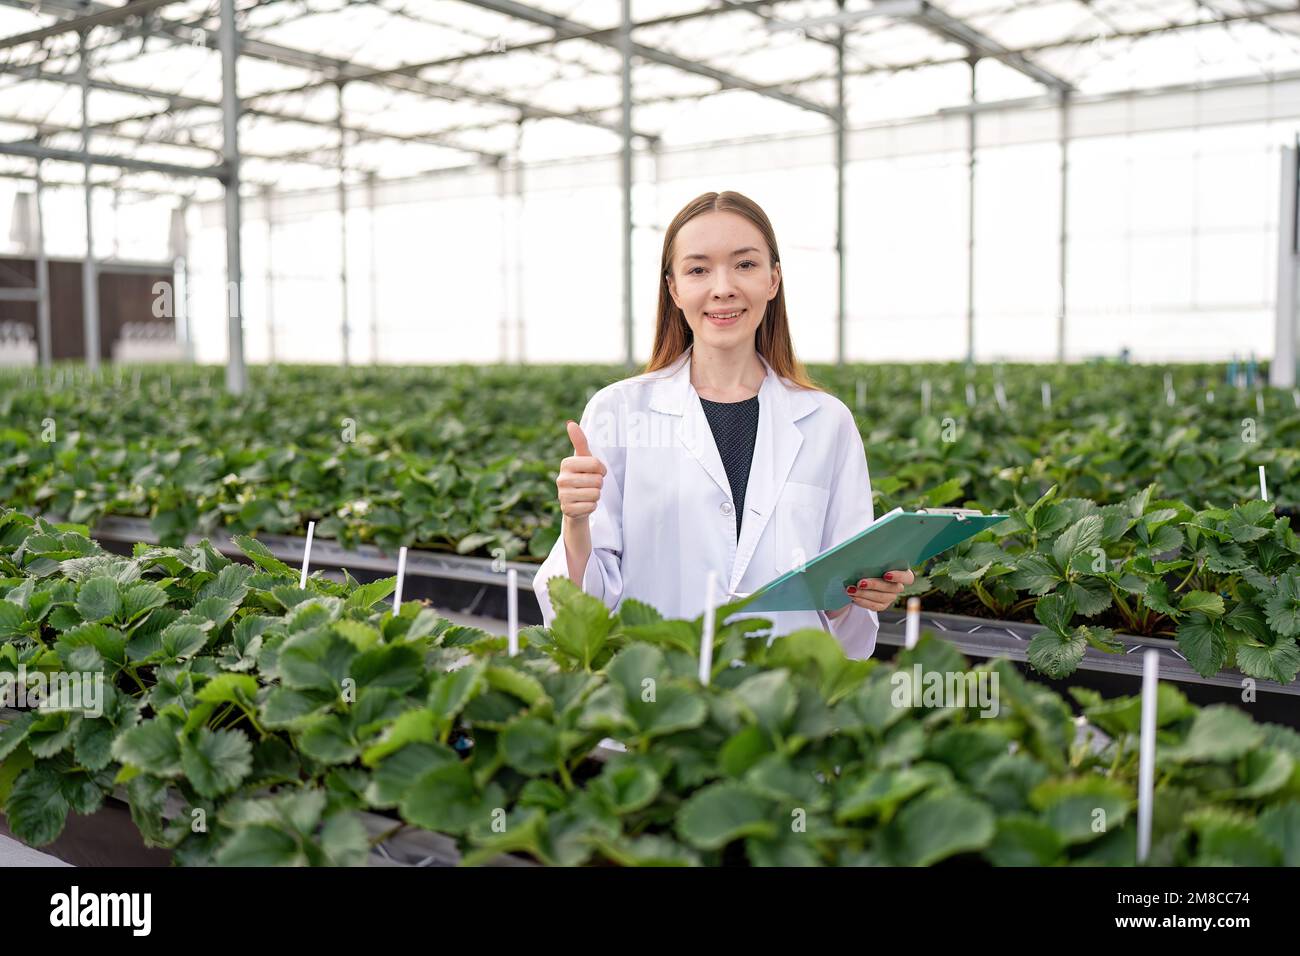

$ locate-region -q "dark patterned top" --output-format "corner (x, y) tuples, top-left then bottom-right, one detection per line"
(699, 395), (760, 541)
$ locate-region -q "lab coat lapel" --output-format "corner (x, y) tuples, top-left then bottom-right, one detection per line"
(648, 345), (814, 597)
(729, 355), (802, 595)
(650, 347), (733, 501)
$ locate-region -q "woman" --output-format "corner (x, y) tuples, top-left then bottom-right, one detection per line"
(532, 191), (913, 659)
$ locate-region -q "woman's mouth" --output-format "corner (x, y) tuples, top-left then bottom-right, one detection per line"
(705, 309), (745, 327)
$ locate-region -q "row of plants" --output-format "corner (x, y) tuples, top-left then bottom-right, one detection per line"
(1, 361), (1297, 685)
(0, 361), (1296, 562)
(1, 506), (1297, 866)
(918, 484), (1300, 684)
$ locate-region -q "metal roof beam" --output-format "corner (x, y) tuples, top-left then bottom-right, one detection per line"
(916, 2), (1073, 92)
(0, 62), (506, 165)
(457, 0), (836, 117)
(0, 138), (226, 177)
(0, 0), (187, 52)
(1, 0), (658, 145)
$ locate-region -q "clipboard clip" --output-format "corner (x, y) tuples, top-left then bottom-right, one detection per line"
(915, 507), (985, 522)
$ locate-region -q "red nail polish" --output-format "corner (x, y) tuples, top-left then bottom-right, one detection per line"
(846, 586), (856, 594)
(884, 572), (894, 581)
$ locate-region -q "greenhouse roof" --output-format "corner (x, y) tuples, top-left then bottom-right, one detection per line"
(3, 0), (1300, 200)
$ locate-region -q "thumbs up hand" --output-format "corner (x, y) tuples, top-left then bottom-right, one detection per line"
(558, 420), (607, 521)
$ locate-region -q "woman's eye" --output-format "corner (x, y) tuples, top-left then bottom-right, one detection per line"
(688, 267), (704, 275)
(740, 261), (756, 269)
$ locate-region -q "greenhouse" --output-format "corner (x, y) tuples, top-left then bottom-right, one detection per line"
(0, 0), (1298, 897)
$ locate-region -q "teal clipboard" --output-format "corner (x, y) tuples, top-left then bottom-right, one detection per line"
(740, 507), (1009, 613)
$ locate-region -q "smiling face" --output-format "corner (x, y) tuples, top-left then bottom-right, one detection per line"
(665, 210), (781, 351)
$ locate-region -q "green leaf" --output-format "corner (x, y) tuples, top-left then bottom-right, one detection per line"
(216, 825), (303, 866)
(1257, 802), (1300, 866)
(676, 782), (777, 850)
(196, 672), (259, 705)
(733, 670), (797, 735)
(884, 790), (995, 865)
(1006, 554), (1063, 595)
(277, 628), (358, 693)
(1029, 777), (1130, 845)
(120, 582), (168, 623)
(1266, 573), (1300, 638)
(1176, 614), (1229, 678)
(351, 643), (423, 693)
(501, 716), (562, 775)
(1235, 639), (1300, 684)
(548, 576), (614, 669)
(233, 535), (298, 578)
(361, 709), (437, 766)
(75, 576), (121, 623)
(344, 576), (396, 610)
(1052, 515), (1104, 569)
(1033, 591), (1075, 635)
(1180, 590), (1225, 618)
(111, 715), (183, 777)
(366, 741), (458, 807)
(399, 762), (504, 836)
(0, 600), (28, 639)
(159, 620), (211, 660)
(1165, 705), (1265, 763)
(198, 563), (254, 605)
(1026, 626), (1086, 678)
(4, 766), (70, 846)
(298, 714), (359, 765)
(427, 660), (487, 733)
(985, 815), (1065, 866)
(181, 727), (254, 797)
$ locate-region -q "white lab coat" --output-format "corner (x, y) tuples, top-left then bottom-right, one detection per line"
(533, 344), (880, 659)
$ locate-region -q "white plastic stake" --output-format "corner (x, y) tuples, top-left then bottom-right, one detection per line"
(299, 521), (316, 588)
(1163, 372), (1172, 394)
(507, 568), (519, 657)
(1165, 388), (1175, 407)
(699, 570), (718, 686)
(1137, 648), (1159, 864)
(965, 382), (976, 408)
(1206, 389), (1214, 404)
(1256, 392), (1265, 415)
(1260, 465), (1269, 502)
(921, 379), (932, 415)
(393, 546), (408, 611)
(905, 597), (921, 650)
(1041, 381), (1051, 410)
(1292, 389), (1299, 409)
(994, 381), (1008, 412)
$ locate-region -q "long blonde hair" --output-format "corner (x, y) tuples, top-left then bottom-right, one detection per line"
(643, 191), (822, 391)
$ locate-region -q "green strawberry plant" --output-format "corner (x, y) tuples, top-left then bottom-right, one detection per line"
(2, 505), (1299, 867)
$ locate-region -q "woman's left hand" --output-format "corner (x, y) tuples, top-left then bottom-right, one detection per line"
(844, 568), (915, 612)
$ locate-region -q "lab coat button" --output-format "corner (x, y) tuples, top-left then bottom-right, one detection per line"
(720, 501), (733, 515)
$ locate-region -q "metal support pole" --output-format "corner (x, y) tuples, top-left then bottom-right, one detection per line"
(620, 0), (634, 369)
(514, 120), (525, 365)
(264, 185), (276, 364)
(220, 0), (247, 394)
(1057, 93), (1070, 363)
(111, 187), (120, 259)
(835, 0), (847, 366)
(498, 160), (510, 363)
(33, 160), (52, 368)
(337, 80), (350, 369)
(965, 58), (977, 364)
(78, 29), (100, 371)
(368, 171), (379, 364)
(171, 198), (192, 362)
(1274, 140), (1299, 389)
